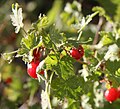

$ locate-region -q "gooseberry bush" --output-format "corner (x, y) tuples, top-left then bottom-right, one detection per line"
(2, 1), (120, 109)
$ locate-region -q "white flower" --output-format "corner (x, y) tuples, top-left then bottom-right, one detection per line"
(93, 81), (104, 108)
(64, 3), (72, 13)
(81, 95), (92, 109)
(10, 3), (24, 33)
(79, 65), (89, 81)
(104, 44), (120, 61)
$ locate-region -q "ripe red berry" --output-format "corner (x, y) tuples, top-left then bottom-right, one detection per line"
(27, 60), (39, 78)
(70, 45), (84, 60)
(104, 87), (119, 102)
(78, 45), (84, 58)
(27, 60), (44, 79)
(70, 48), (81, 60)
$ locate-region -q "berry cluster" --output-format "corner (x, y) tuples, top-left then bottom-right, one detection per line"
(27, 48), (44, 79)
(27, 45), (84, 79)
(104, 87), (120, 103)
(70, 45), (84, 60)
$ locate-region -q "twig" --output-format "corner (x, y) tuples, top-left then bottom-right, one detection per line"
(93, 17), (104, 45)
(95, 60), (104, 70)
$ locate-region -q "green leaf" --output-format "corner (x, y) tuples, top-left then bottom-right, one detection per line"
(92, 6), (105, 16)
(32, 14), (49, 31)
(16, 45), (29, 57)
(99, 31), (114, 46)
(21, 32), (41, 50)
(51, 75), (85, 100)
(106, 60), (120, 74)
(67, 98), (80, 109)
(41, 30), (53, 49)
(115, 68), (120, 77)
(45, 52), (58, 70)
(116, 38), (120, 47)
(59, 55), (75, 79)
(48, 25), (65, 48)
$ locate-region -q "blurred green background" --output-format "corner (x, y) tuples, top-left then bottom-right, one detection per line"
(1, 0), (120, 109)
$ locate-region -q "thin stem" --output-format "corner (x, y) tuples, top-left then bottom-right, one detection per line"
(93, 17), (103, 45)
(95, 60), (104, 70)
(3, 50), (19, 55)
(46, 82), (52, 109)
(77, 11), (99, 40)
(48, 71), (54, 94)
(44, 70), (52, 109)
(77, 31), (82, 41)
(37, 73), (46, 82)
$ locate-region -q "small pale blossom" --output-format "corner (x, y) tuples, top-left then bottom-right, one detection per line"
(79, 65), (89, 81)
(64, 3), (72, 13)
(104, 44), (120, 61)
(93, 81), (104, 108)
(81, 95), (92, 109)
(81, 17), (86, 28)
(64, 1), (81, 14)
(10, 3), (24, 33)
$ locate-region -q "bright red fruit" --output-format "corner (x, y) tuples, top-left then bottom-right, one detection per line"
(27, 60), (39, 78)
(70, 48), (81, 60)
(70, 45), (84, 60)
(104, 87), (119, 102)
(27, 60), (44, 78)
(78, 45), (84, 58)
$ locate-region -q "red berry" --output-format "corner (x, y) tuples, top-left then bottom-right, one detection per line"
(78, 45), (84, 57)
(27, 60), (44, 78)
(104, 87), (119, 102)
(70, 48), (81, 60)
(33, 48), (41, 60)
(5, 77), (12, 84)
(27, 60), (40, 78)
(70, 45), (84, 60)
